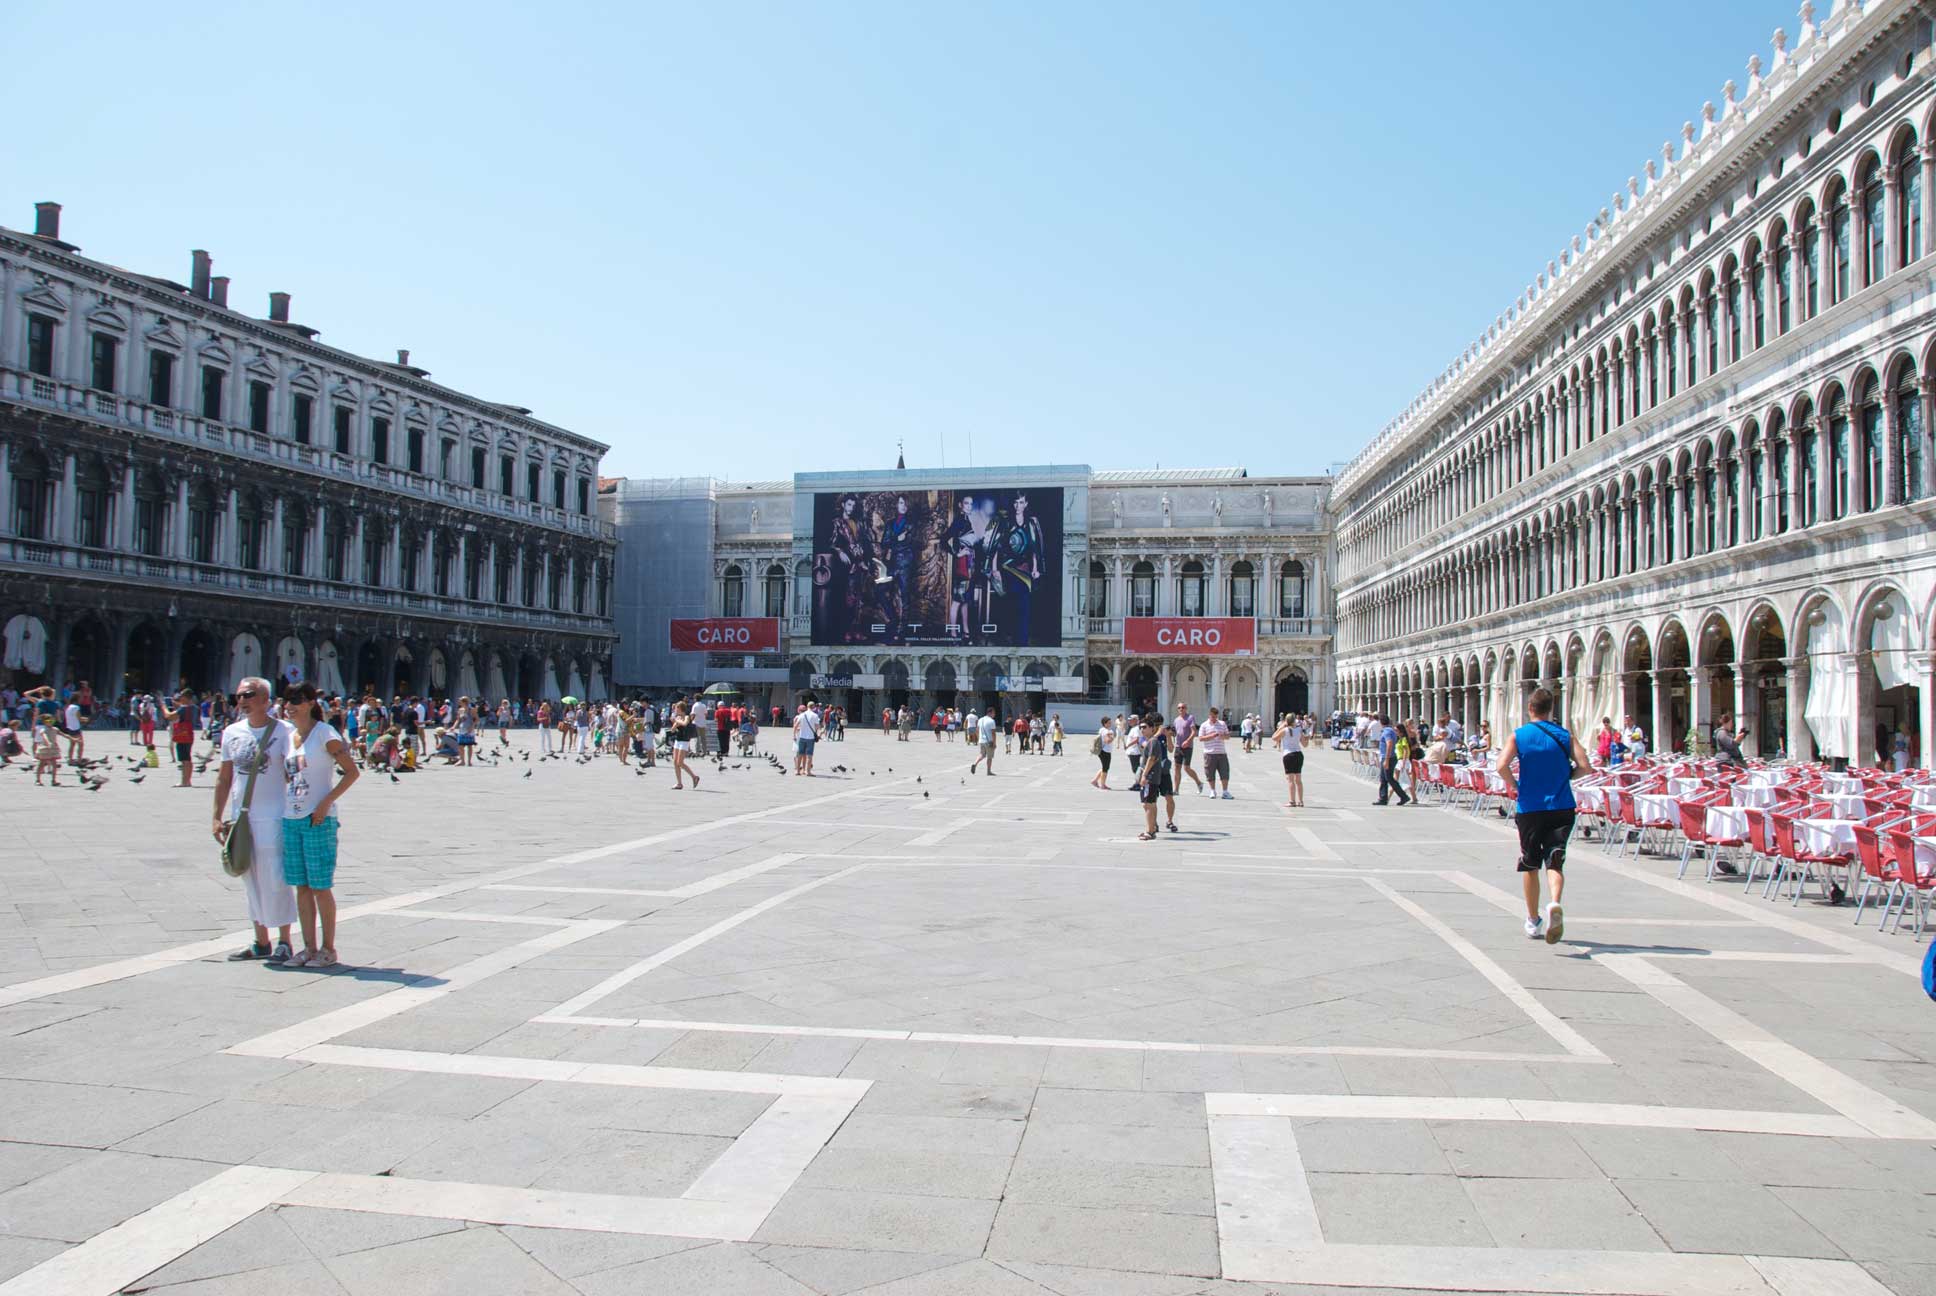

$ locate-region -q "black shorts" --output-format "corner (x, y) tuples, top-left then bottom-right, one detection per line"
(1139, 769), (1174, 803)
(173, 740), (192, 764)
(1097, 752), (1112, 772)
(1282, 750), (1304, 775)
(1516, 809), (1576, 872)
(1128, 754), (1142, 773)
(1175, 745), (1194, 767)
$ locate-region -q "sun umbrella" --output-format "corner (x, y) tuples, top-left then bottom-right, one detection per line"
(560, 695), (580, 705)
(701, 682), (742, 698)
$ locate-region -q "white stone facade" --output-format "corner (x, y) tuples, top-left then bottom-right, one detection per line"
(1332, 0), (1936, 768)
(1, 206), (617, 702)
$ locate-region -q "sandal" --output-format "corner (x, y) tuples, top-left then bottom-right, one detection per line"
(1165, 822), (1178, 833)
(1137, 831), (1158, 841)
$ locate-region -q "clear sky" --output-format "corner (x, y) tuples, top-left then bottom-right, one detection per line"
(12, 1), (1790, 480)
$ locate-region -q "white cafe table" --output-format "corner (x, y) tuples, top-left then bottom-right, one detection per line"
(1704, 805), (1750, 841)
(1633, 793), (1680, 827)
(1796, 818), (1858, 858)
(1730, 784), (1776, 808)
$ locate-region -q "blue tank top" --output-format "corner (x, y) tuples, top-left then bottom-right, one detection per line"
(1513, 721), (1576, 814)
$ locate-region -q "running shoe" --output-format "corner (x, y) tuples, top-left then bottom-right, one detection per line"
(1544, 903), (1564, 945)
(267, 941), (293, 964)
(226, 942), (271, 962)
(1523, 917), (1543, 939)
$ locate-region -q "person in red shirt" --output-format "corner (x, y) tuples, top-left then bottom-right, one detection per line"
(163, 689), (198, 787)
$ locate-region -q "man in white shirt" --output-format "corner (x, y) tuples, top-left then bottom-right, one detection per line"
(211, 676), (299, 964)
(970, 710), (998, 775)
(792, 703), (820, 775)
(61, 698), (85, 764)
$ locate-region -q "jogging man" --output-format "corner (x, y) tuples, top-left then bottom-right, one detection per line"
(1495, 687), (1589, 944)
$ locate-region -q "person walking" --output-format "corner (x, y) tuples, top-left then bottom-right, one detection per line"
(1171, 703), (1206, 796)
(716, 701), (734, 760)
(496, 699), (512, 746)
(1134, 714), (1177, 839)
(668, 702), (703, 788)
(791, 702), (820, 776)
(212, 677), (299, 964)
(1123, 715), (1145, 780)
(1090, 715), (1115, 789)
(1374, 712), (1410, 806)
(1496, 687), (1588, 944)
(280, 683), (358, 968)
(1199, 707), (1233, 799)
(970, 709), (997, 775)
(163, 689), (198, 787)
(1272, 712), (1308, 807)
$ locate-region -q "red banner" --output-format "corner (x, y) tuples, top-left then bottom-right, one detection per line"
(669, 618), (781, 652)
(1122, 617), (1256, 656)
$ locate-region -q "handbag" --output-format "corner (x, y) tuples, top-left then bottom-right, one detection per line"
(220, 729), (273, 878)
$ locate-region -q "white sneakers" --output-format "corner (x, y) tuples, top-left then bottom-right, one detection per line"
(1544, 903), (1564, 945)
(1523, 917), (1543, 939)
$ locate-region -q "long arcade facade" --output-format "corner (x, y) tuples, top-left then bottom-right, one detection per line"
(1333, 0), (1936, 768)
(606, 466), (1334, 721)
(1, 205), (616, 704)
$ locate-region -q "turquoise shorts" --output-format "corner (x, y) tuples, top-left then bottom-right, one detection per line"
(281, 816), (338, 889)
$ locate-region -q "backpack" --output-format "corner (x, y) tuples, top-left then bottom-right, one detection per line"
(1923, 938), (1936, 1003)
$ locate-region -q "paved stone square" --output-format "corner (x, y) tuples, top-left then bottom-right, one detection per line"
(2, 732), (1933, 1295)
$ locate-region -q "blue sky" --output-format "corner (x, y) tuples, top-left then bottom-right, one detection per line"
(13, 1), (1789, 480)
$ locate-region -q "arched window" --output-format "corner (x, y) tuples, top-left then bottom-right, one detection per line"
(1772, 222), (1793, 334)
(8, 448), (51, 541)
(793, 558), (812, 615)
(721, 564), (745, 617)
(1700, 459), (1717, 552)
(1746, 437), (1764, 541)
(1661, 475), (1676, 562)
(1279, 560), (1306, 618)
(764, 563), (787, 618)
(1229, 560), (1255, 618)
(1829, 182), (1852, 303)
(1627, 337), (1641, 416)
(1661, 314), (1677, 397)
(1861, 157), (1886, 285)
(1644, 320), (1660, 407)
(1130, 561), (1156, 617)
(1087, 559), (1108, 617)
(1747, 241), (1766, 349)
(237, 492), (264, 571)
(1897, 362), (1925, 502)
(1901, 142), (1924, 265)
(75, 458), (110, 550)
(1719, 434), (1739, 546)
(1800, 202), (1821, 319)
(1177, 559), (1206, 617)
(282, 500), (308, 575)
(1828, 388), (1852, 519)
(1702, 283), (1719, 376)
(1859, 378), (1884, 510)
(1723, 258), (1742, 361)
(1770, 412), (1790, 534)
(1797, 401), (1819, 527)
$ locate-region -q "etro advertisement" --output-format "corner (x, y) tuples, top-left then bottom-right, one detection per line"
(809, 487), (1064, 647)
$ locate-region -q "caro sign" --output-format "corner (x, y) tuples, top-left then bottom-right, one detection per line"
(668, 618), (781, 652)
(1122, 617), (1256, 656)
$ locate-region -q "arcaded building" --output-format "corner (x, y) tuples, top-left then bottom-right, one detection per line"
(1333, 0), (1936, 767)
(0, 204), (616, 703)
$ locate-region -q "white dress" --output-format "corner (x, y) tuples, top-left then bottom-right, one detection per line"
(222, 718), (299, 928)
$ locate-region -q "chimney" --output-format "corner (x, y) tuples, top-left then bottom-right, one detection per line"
(268, 292), (290, 323)
(397, 349), (410, 367)
(33, 202), (61, 240)
(191, 250), (212, 299)
(210, 276), (230, 308)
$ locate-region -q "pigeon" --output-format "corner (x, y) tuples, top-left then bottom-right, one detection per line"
(129, 774), (145, 785)
(389, 774), (400, 784)
(922, 791), (929, 799)
(915, 776), (922, 784)
(523, 770), (533, 779)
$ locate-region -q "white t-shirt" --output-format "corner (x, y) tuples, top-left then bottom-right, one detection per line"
(976, 714), (996, 744)
(221, 718), (294, 821)
(793, 710), (819, 741)
(63, 702), (80, 730)
(1280, 721), (1305, 754)
(1097, 725), (1115, 752)
(285, 721), (344, 820)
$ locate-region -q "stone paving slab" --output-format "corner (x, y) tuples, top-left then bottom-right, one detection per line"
(0, 732), (1931, 1293)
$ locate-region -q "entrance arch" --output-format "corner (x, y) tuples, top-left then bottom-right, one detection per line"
(229, 633), (264, 691)
(1740, 604), (1788, 757)
(1125, 665), (1158, 715)
(1173, 662), (1209, 717)
(1221, 664), (1260, 720)
(1274, 668), (1309, 719)
(179, 627), (219, 694)
(64, 616), (112, 691)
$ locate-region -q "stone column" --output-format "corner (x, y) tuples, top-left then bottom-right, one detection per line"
(1734, 666), (1755, 757)
(55, 452), (76, 547)
(387, 520), (403, 587)
(1915, 653), (1936, 770)
(1881, 377), (1905, 507)
(119, 464), (137, 551)
(173, 476), (190, 559)
(1651, 670), (1671, 754)
(1785, 655), (1811, 762)
(271, 497), (287, 574)
(1157, 660), (1172, 715)
(1881, 174), (1901, 287)
(1690, 665), (1714, 751)
(224, 488), (240, 566)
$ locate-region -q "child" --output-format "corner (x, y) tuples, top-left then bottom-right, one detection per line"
(32, 718), (62, 785)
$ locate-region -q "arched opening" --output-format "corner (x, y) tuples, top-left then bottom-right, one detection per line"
(1655, 620), (1692, 753)
(831, 657), (864, 719)
(1221, 664), (1260, 720)
(1800, 596), (1851, 765)
(229, 633), (264, 691)
(880, 659), (909, 711)
(393, 644), (417, 695)
(1228, 561), (1255, 619)
(1173, 662), (1209, 717)
(1860, 587), (1920, 769)
(764, 564), (788, 619)
(1621, 627), (1654, 746)
(63, 616), (112, 692)
(517, 653), (544, 703)
(1087, 559), (1108, 618)
(1087, 663), (1110, 703)
(1273, 669), (1309, 720)
(315, 640), (347, 697)
(971, 659), (1001, 715)
(1740, 605), (1788, 758)
(8, 449), (54, 540)
(1129, 561), (1156, 617)
(924, 659), (957, 709)
(179, 626), (219, 694)
(1125, 664), (1158, 715)
(1695, 613), (1736, 755)
(1278, 561), (1306, 619)
(276, 635), (306, 688)
(722, 564), (745, 618)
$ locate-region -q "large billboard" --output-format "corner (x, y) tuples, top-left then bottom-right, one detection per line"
(668, 618), (781, 652)
(1123, 617), (1256, 656)
(810, 487), (1063, 647)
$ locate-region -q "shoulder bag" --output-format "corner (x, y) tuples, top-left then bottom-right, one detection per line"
(220, 729), (273, 878)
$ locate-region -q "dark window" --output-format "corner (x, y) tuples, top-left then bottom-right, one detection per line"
(363, 530), (384, 586)
(500, 455), (514, 497)
(577, 477), (590, 514)
(283, 512), (307, 575)
(248, 380), (270, 433)
(238, 510), (261, 570)
(77, 484), (108, 549)
(200, 367), (225, 420)
(371, 417), (390, 464)
(324, 527), (345, 582)
(135, 496), (164, 557)
(292, 394), (313, 445)
(26, 314), (55, 377)
(552, 469), (565, 510)
(401, 536), (420, 592)
(526, 461), (540, 502)
(470, 446), (486, 488)
(333, 406), (352, 455)
(440, 438), (455, 479)
(407, 427), (424, 474)
(148, 351), (174, 406)
(89, 333), (117, 392)
(188, 504), (216, 564)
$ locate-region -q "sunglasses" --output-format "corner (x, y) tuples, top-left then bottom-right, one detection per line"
(237, 690), (261, 700)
